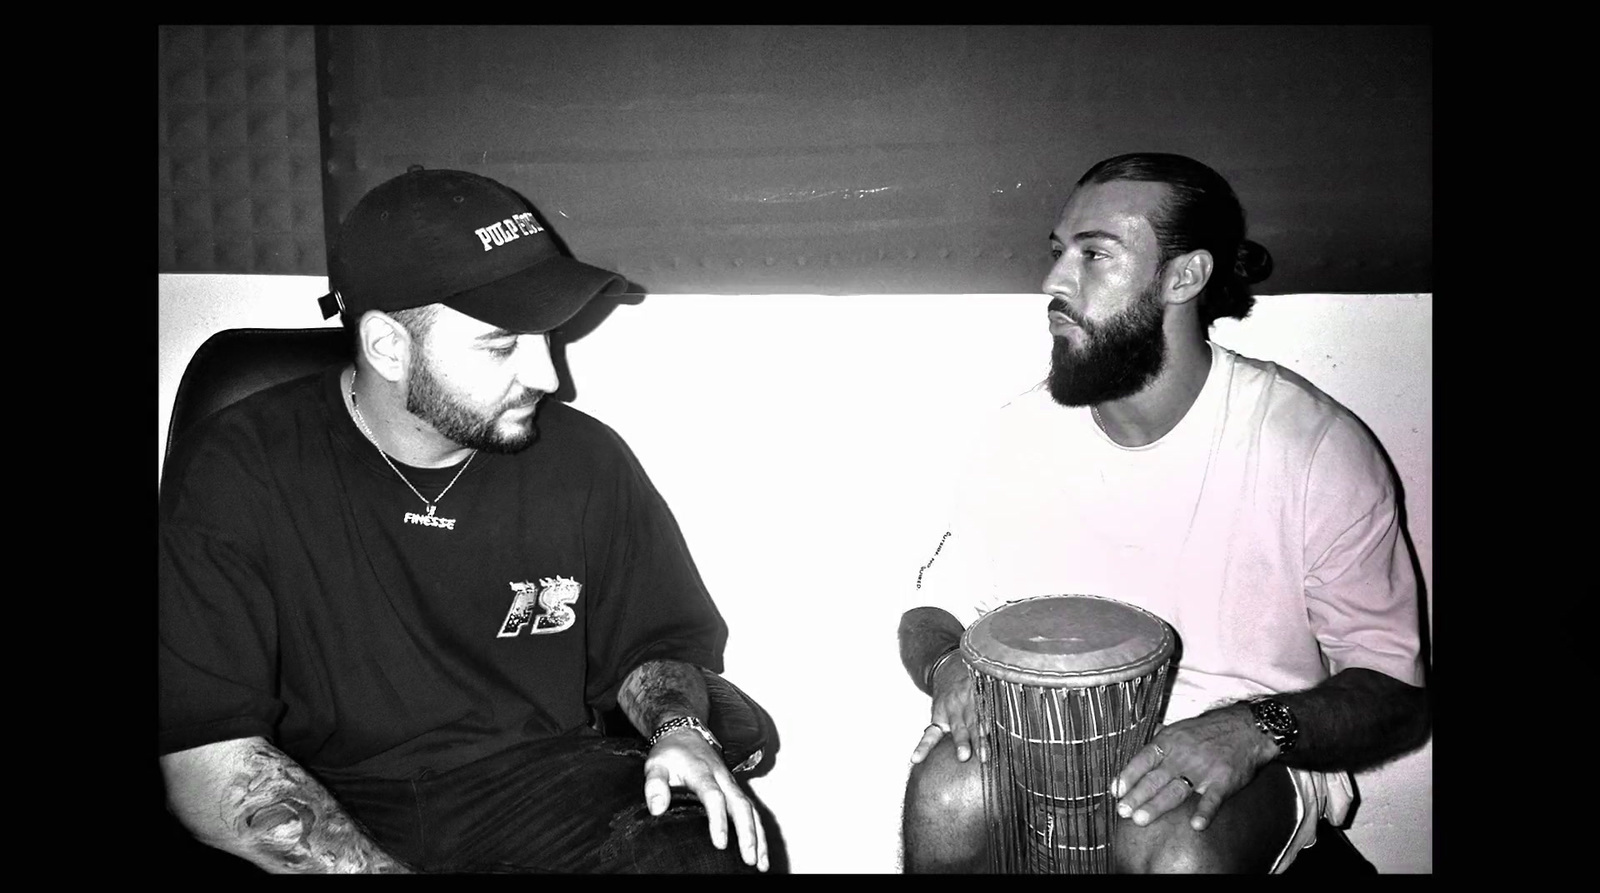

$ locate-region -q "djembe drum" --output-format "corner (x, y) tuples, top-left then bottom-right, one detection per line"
(960, 594), (1175, 873)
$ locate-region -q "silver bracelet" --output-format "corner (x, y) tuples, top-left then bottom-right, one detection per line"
(649, 714), (722, 752)
(926, 647), (962, 690)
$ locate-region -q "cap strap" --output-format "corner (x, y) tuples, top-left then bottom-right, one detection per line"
(318, 290), (346, 320)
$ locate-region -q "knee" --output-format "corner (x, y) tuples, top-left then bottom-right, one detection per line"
(1115, 817), (1229, 874)
(904, 736), (984, 818)
(1118, 764), (1297, 874)
(603, 796), (761, 874)
(1125, 837), (1220, 874)
(902, 737), (987, 872)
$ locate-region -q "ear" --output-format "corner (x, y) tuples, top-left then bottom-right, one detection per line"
(355, 311), (415, 384)
(1163, 249), (1213, 306)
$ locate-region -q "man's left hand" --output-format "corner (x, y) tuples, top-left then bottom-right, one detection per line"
(1111, 703), (1278, 832)
(643, 729), (769, 872)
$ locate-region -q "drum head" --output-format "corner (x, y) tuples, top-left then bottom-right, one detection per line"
(961, 594), (1175, 687)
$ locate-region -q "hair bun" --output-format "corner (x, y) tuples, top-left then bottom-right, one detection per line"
(1234, 239), (1273, 285)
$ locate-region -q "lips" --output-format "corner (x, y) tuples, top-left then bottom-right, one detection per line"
(1047, 298), (1081, 327)
(502, 393), (542, 415)
(1048, 310), (1083, 332)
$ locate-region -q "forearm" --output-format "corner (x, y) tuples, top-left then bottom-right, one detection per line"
(1272, 667), (1432, 772)
(898, 606), (964, 695)
(617, 658), (711, 735)
(161, 737), (411, 874)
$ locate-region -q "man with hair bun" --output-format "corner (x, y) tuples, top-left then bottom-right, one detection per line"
(897, 153), (1430, 873)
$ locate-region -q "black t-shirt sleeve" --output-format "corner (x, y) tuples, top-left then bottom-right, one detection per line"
(158, 426), (285, 756)
(580, 425), (728, 713)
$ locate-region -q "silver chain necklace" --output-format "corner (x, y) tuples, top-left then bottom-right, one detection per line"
(347, 368), (475, 531)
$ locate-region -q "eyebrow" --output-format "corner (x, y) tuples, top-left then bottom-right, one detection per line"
(1049, 228), (1126, 246)
(474, 328), (520, 342)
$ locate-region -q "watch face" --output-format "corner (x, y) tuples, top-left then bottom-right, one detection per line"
(1257, 700), (1293, 730)
(1251, 698), (1298, 749)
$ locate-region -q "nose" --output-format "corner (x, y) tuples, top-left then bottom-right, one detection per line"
(514, 333), (560, 394)
(1042, 253), (1076, 298)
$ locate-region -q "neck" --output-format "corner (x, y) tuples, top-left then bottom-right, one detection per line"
(1092, 336), (1213, 447)
(346, 365), (475, 469)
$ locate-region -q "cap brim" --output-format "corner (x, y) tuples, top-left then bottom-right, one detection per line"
(441, 256), (628, 333)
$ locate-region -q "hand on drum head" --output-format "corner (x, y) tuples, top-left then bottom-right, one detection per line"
(1111, 703), (1279, 833)
(909, 656), (986, 765)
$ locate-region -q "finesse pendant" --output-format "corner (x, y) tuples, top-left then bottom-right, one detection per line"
(404, 504), (458, 530)
(349, 371), (472, 533)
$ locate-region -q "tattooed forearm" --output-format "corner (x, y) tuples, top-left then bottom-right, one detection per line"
(202, 741), (410, 873)
(617, 659), (710, 735)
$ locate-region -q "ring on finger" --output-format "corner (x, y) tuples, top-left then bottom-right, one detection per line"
(1152, 742), (1166, 760)
(926, 722), (950, 734)
(1174, 774), (1194, 790)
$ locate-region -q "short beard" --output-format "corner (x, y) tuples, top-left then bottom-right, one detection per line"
(405, 348), (541, 454)
(1047, 276), (1167, 407)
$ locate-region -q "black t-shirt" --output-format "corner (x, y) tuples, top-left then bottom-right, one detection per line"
(159, 366), (727, 780)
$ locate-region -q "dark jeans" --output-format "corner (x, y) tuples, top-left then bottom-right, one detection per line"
(322, 734), (765, 874)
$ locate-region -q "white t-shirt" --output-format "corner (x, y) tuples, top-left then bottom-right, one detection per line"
(916, 343), (1425, 824)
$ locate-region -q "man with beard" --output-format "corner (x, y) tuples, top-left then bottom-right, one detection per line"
(159, 168), (772, 874)
(896, 153), (1430, 873)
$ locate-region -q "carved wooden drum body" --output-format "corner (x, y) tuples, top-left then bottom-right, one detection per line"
(960, 594), (1176, 873)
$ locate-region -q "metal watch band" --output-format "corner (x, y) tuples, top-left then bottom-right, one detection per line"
(649, 715), (722, 752)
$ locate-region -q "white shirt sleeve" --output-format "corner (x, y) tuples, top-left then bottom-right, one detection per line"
(1301, 414), (1426, 687)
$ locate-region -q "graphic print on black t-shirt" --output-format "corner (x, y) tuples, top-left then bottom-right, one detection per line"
(498, 575), (583, 637)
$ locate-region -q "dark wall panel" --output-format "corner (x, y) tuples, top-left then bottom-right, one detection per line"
(159, 25), (326, 274)
(311, 26), (1429, 295)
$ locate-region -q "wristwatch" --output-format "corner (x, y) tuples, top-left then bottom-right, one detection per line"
(1246, 696), (1299, 755)
(649, 715), (722, 753)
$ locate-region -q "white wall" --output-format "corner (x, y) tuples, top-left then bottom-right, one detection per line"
(158, 275), (1432, 873)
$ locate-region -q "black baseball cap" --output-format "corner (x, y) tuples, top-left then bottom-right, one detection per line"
(319, 167), (626, 332)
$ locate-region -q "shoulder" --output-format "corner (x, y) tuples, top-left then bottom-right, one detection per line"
(976, 383), (1059, 443)
(160, 369), (335, 524)
(1226, 349), (1366, 442)
(164, 370), (331, 480)
(534, 400), (645, 469)
(1222, 349), (1393, 491)
(998, 381), (1055, 411)
(950, 384), (1084, 478)
(183, 368), (330, 442)
(992, 383), (1069, 431)
(536, 400), (625, 447)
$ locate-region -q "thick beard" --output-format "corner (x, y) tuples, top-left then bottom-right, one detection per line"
(405, 348), (541, 454)
(1047, 277), (1167, 407)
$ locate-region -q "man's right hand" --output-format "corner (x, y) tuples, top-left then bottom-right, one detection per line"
(643, 723), (769, 872)
(909, 655), (981, 764)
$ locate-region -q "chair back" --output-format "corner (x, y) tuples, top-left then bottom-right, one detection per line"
(164, 327), (349, 468)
